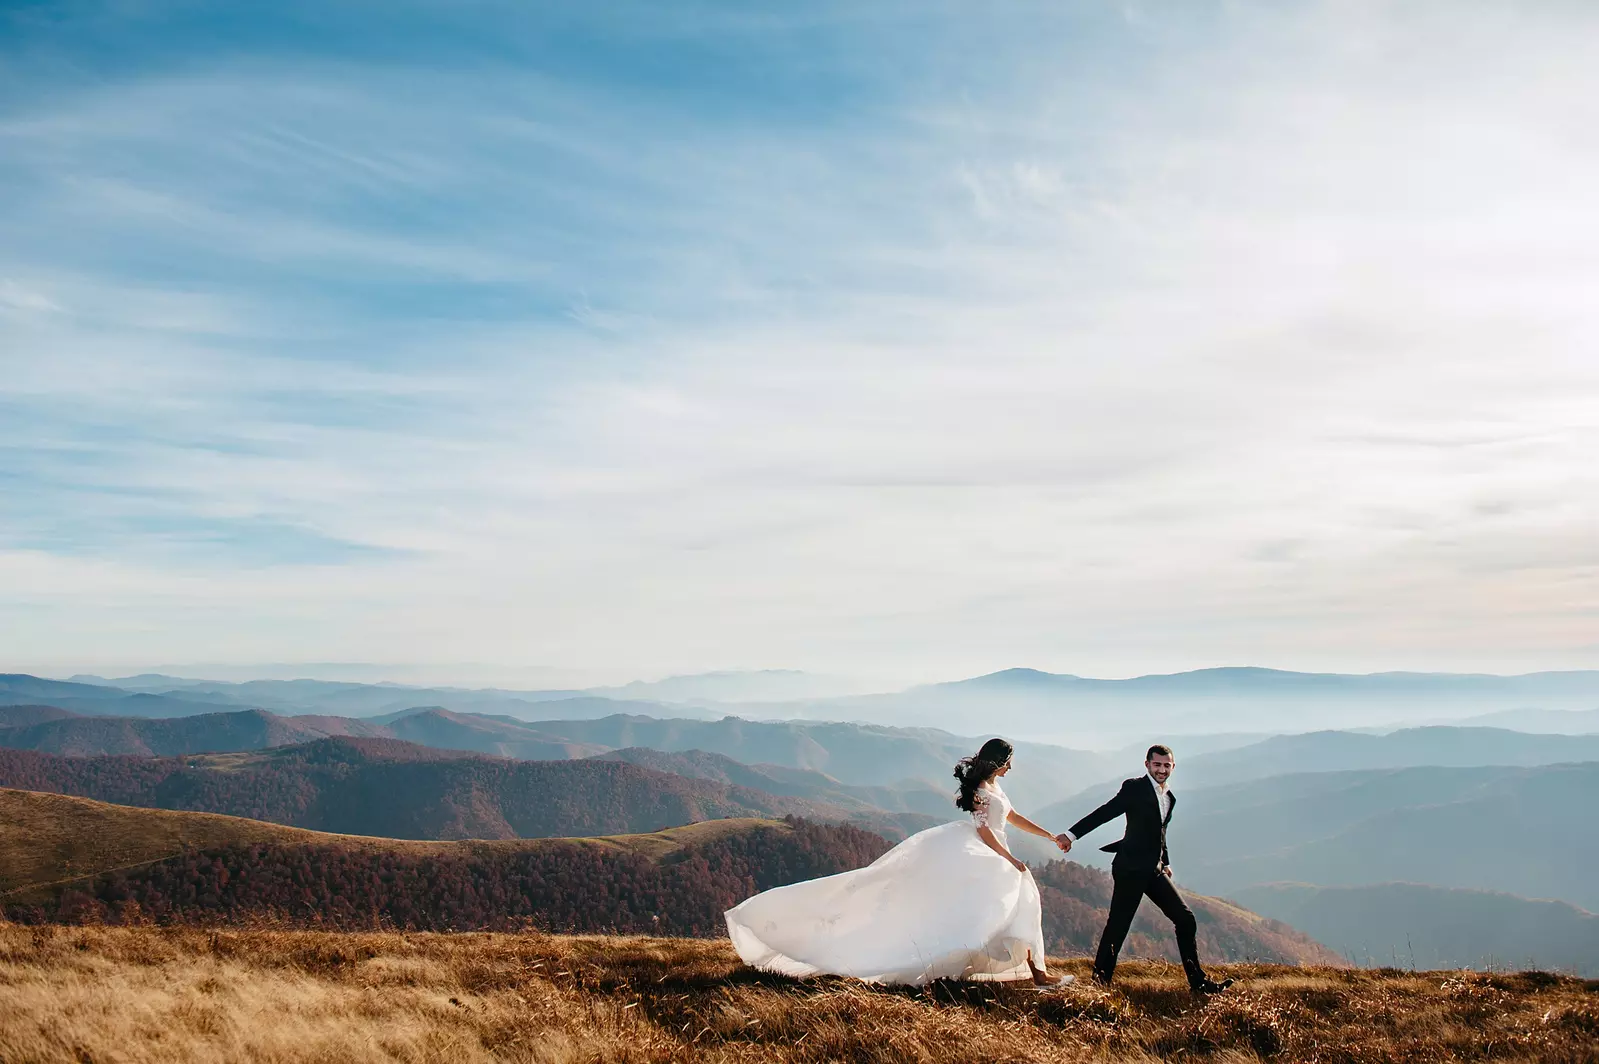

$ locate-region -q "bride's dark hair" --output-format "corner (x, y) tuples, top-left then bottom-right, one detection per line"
(954, 737), (1014, 812)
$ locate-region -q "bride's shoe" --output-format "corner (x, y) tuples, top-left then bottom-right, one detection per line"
(1031, 973), (1074, 990)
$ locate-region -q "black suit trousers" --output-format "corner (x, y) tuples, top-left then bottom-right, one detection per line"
(1092, 867), (1208, 988)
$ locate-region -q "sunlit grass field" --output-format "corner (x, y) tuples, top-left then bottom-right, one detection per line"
(1, 922), (1595, 1063)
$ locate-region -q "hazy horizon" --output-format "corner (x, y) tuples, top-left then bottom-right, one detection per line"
(17, 659), (1599, 697)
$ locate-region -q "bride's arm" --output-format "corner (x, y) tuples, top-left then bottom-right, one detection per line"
(976, 824), (1027, 872)
(1005, 809), (1059, 840)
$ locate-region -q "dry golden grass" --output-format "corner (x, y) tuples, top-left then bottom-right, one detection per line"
(1, 921), (1594, 1064)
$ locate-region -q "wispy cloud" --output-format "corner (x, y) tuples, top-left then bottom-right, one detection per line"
(3, 1), (1597, 682)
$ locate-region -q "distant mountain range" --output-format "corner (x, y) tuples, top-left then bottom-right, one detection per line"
(1174, 727), (1599, 788)
(0, 703), (604, 760)
(10, 692), (1599, 825)
(0, 696), (1111, 809)
(460, 713), (1110, 807)
(0, 704), (380, 756)
(1, 673), (685, 722)
(1232, 882), (1599, 976)
(0, 738), (934, 841)
(1039, 763), (1599, 911)
(1458, 706), (1599, 734)
(70, 668), (875, 705)
(588, 747), (953, 817)
(832, 667), (1599, 743)
(0, 676), (270, 720)
(929, 666), (1599, 702)
(20, 667), (1599, 745)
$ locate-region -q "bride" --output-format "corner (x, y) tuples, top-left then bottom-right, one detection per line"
(724, 738), (1073, 987)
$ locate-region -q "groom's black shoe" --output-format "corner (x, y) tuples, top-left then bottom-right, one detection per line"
(1192, 977), (1235, 996)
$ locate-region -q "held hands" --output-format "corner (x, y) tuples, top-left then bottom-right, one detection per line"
(1053, 833), (1073, 854)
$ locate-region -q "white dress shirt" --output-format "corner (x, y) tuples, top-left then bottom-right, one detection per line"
(1149, 773), (1171, 821)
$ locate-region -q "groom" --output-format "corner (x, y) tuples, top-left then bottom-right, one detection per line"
(1055, 744), (1234, 995)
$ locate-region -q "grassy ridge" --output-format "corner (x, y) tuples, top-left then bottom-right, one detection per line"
(2, 788), (1335, 966)
(1, 923), (1594, 1063)
(0, 786), (784, 899)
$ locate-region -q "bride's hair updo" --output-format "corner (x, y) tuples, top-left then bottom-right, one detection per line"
(954, 737), (1014, 812)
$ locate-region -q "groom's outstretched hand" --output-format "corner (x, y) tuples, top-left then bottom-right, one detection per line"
(1053, 833), (1073, 853)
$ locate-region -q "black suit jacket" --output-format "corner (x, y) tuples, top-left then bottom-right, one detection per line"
(1068, 776), (1174, 874)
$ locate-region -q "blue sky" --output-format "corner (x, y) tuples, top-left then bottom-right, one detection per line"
(4, 1), (1598, 685)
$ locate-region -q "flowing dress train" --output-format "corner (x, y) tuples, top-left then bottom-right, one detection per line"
(723, 781), (1048, 985)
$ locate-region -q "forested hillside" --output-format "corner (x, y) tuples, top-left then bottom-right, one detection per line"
(0, 703), (600, 760)
(0, 695), (1099, 807)
(0, 706), (383, 757)
(588, 747), (951, 816)
(1, 789), (1335, 967)
(5, 817), (889, 936)
(0, 740), (933, 840)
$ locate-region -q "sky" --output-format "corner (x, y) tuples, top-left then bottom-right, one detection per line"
(3, 0), (1597, 687)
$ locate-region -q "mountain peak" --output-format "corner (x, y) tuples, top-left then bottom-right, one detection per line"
(940, 668), (1082, 689)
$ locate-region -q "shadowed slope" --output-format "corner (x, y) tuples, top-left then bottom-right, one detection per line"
(1233, 882), (1599, 976)
(0, 786), (787, 899)
(0, 788), (354, 899)
(589, 747), (951, 815)
(0, 701), (1094, 809)
(0, 788), (1336, 968)
(0, 739), (936, 841)
(0, 706), (81, 729)
(0, 707), (381, 757)
(377, 707), (609, 758)
(0, 704), (593, 759)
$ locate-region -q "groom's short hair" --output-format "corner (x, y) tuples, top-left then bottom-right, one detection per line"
(1146, 744), (1173, 761)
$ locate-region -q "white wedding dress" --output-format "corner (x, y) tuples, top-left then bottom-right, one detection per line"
(724, 781), (1049, 985)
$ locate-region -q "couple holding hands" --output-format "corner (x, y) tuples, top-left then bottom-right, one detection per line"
(725, 738), (1235, 995)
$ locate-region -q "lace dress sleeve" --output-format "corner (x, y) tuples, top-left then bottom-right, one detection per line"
(971, 789), (993, 830)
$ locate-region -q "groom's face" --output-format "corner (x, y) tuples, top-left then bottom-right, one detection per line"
(1146, 752), (1174, 784)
